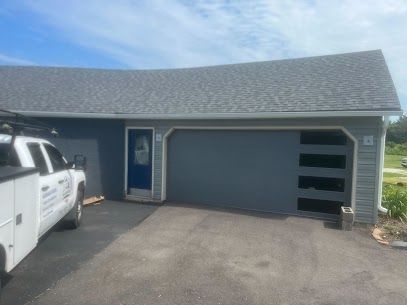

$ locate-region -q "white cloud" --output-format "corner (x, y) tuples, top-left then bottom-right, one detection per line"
(0, 53), (35, 65)
(11, 0), (407, 105)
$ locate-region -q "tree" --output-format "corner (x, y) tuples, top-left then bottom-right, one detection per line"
(387, 115), (407, 144)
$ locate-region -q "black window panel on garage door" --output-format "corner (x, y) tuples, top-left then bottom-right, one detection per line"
(298, 176), (345, 192)
(297, 198), (343, 215)
(299, 154), (346, 169)
(300, 131), (347, 145)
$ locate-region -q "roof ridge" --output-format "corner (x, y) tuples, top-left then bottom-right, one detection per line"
(0, 49), (382, 72)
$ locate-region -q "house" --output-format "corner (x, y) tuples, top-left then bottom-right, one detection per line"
(0, 50), (401, 223)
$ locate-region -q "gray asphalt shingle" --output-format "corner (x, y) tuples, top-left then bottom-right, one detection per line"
(0, 50), (401, 117)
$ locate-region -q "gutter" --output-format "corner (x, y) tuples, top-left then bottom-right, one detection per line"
(377, 116), (390, 214)
(9, 110), (403, 120)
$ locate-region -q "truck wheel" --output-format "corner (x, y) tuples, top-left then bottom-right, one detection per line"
(65, 188), (84, 229)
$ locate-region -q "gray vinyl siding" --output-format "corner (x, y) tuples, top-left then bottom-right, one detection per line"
(126, 116), (383, 223)
(36, 116), (382, 223)
(41, 118), (125, 200)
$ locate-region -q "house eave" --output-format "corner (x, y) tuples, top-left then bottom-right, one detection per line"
(10, 110), (403, 120)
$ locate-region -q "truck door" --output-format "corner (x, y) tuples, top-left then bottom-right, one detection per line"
(42, 144), (73, 220)
(26, 142), (60, 237)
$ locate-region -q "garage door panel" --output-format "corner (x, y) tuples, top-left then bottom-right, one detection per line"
(167, 129), (353, 217)
(167, 130), (299, 212)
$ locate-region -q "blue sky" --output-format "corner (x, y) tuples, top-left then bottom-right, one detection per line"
(0, 0), (406, 110)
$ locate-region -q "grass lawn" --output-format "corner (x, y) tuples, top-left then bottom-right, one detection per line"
(383, 154), (407, 185)
(383, 175), (407, 185)
(384, 172), (407, 178)
(384, 154), (405, 169)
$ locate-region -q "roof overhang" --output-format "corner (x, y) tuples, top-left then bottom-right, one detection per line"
(9, 110), (403, 120)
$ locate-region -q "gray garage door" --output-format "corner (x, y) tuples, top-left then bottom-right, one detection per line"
(167, 130), (353, 217)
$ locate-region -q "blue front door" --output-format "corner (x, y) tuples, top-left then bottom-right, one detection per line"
(127, 129), (153, 197)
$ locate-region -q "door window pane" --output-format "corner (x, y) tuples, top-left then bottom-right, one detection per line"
(27, 143), (49, 175)
(43, 144), (66, 172)
(135, 135), (150, 165)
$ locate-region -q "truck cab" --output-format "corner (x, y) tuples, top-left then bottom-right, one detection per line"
(4, 135), (86, 236)
(0, 111), (86, 293)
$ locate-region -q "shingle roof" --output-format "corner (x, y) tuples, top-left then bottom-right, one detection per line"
(0, 50), (401, 118)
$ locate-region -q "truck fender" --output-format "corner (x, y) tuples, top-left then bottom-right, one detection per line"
(70, 180), (85, 209)
(68, 170), (86, 208)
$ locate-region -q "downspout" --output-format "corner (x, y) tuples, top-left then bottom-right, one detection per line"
(377, 116), (390, 214)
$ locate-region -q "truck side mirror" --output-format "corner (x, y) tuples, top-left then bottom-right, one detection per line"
(74, 154), (87, 171)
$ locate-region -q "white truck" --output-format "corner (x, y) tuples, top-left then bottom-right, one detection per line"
(0, 111), (86, 295)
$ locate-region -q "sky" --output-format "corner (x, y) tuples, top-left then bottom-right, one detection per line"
(0, 0), (406, 110)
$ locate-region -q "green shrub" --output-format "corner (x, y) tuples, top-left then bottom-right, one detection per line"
(385, 141), (407, 155)
(382, 185), (407, 221)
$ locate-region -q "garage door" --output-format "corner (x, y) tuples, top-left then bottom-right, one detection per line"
(166, 129), (353, 217)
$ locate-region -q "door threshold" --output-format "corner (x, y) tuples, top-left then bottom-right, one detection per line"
(125, 194), (161, 203)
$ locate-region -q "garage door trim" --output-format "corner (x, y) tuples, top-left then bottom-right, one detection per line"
(161, 126), (358, 212)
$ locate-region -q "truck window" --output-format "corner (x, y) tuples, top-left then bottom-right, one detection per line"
(43, 144), (66, 172)
(27, 143), (49, 175)
(0, 143), (21, 166)
(0, 143), (8, 165)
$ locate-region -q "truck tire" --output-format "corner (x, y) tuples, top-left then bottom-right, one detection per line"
(65, 187), (84, 229)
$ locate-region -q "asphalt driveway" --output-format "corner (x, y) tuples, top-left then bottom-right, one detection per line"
(13, 202), (407, 305)
(0, 200), (157, 305)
